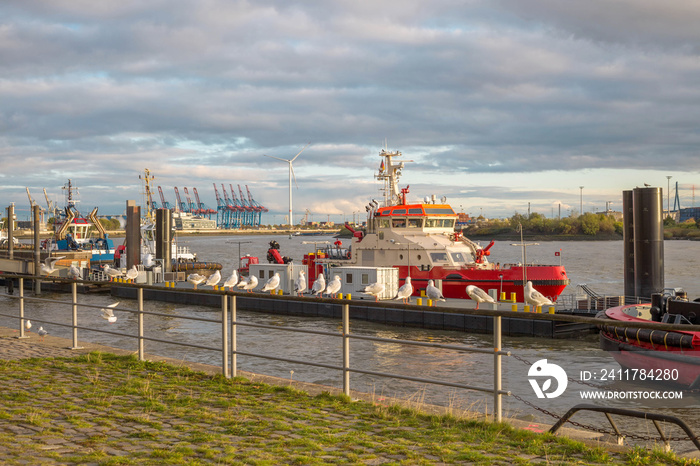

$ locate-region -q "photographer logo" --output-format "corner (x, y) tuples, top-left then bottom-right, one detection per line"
(528, 359), (568, 399)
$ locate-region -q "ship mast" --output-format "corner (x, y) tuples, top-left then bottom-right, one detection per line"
(140, 168), (156, 223)
(375, 149), (412, 207)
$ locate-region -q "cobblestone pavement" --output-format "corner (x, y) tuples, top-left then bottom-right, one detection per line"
(0, 327), (690, 465)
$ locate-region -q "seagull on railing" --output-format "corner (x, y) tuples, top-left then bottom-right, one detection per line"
(187, 273), (206, 289)
(125, 265), (139, 283)
(294, 271), (307, 296)
(205, 270), (222, 288)
(362, 282), (385, 302)
(69, 265), (82, 280)
(311, 273), (326, 298)
(102, 265), (123, 281)
(394, 277), (413, 304)
(223, 270), (239, 290)
(466, 285), (495, 309)
(325, 275), (341, 299)
(41, 256), (65, 276)
(426, 280), (446, 305)
(525, 281), (553, 309)
(242, 275), (258, 292)
(261, 272), (280, 293)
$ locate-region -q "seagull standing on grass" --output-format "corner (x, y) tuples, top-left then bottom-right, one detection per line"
(325, 275), (341, 298)
(395, 277), (413, 304)
(100, 302), (119, 323)
(362, 282), (385, 302)
(205, 270), (222, 288)
(311, 273), (326, 298)
(223, 270), (239, 290)
(261, 273), (281, 293)
(187, 273), (206, 289)
(426, 280), (446, 305)
(525, 281), (553, 309)
(41, 256), (65, 276)
(466, 285), (496, 310)
(37, 327), (48, 341)
(294, 271), (307, 296)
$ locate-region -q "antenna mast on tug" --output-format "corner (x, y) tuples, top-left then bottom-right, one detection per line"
(375, 149), (412, 207)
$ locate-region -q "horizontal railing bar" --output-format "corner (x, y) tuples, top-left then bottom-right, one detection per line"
(347, 367), (511, 395)
(233, 350), (345, 372)
(138, 335), (221, 352)
(346, 333), (509, 355)
(232, 320), (342, 338)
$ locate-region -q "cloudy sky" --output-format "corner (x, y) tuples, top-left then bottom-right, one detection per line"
(2, 0), (700, 224)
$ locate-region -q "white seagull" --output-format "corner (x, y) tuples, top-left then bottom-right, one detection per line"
(426, 280), (446, 305)
(395, 277), (413, 304)
(25, 319), (32, 333)
(125, 265), (139, 282)
(362, 282), (385, 302)
(103, 265), (123, 281)
(525, 281), (553, 309)
(311, 273), (326, 298)
(69, 265), (82, 280)
(466, 285), (496, 310)
(294, 271), (307, 296)
(261, 272), (281, 293)
(223, 270), (239, 290)
(242, 275), (258, 292)
(100, 302), (119, 323)
(41, 256), (65, 276)
(205, 270), (222, 288)
(187, 273), (207, 289)
(325, 275), (342, 298)
(37, 326), (48, 340)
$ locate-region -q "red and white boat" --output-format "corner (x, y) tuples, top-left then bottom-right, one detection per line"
(598, 290), (700, 388)
(313, 149), (570, 302)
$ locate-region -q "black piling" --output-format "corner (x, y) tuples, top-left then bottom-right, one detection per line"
(156, 208), (172, 273)
(622, 190), (635, 299)
(632, 187), (664, 299)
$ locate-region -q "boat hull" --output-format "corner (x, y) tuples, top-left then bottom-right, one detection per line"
(396, 264), (569, 302)
(598, 304), (700, 388)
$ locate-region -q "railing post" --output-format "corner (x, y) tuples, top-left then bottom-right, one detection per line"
(18, 278), (28, 339)
(494, 315), (502, 422)
(138, 287), (144, 361)
(342, 303), (350, 397)
(230, 295), (237, 378)
(71, 281), (83, 349)
(222, 294), (229, 378)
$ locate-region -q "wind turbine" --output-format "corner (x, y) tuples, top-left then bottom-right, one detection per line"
(263, 143), (310, 228)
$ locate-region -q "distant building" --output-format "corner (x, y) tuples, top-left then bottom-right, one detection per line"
(678, 207), (700, 223)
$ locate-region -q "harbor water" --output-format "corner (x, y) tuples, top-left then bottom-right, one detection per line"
(3, 236), (700, 449)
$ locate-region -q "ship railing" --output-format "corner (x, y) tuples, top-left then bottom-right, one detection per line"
(0, 275), (511, 422)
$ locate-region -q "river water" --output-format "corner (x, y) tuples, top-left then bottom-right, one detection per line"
(3, 235), (700, 449)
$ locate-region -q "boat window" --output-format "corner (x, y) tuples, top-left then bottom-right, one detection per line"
(424, 207), (456, 215)
(346, 273), (353, 284)
(379, 218), (390, 228)
(430, 252), (449, 263)
(361, 273), (369, 285)
(392, 218), (406, 228)
(425, 218), (455, 228)
(259, 270), (265, 279)
(444, 219), (455, 228)
(408, 208), (423, 214)
(407, 218), (423, 228)
(451, 252), (468, 263)
(392, 208), (406, 215)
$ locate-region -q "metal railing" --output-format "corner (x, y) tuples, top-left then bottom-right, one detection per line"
(1, 275), (511, 421)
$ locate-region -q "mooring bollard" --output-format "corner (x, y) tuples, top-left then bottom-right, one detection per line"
(501, 291), (506, 301)
(417, 298), (422, 306)
(510, 292), (517, 302)
(524, 304), (531, 313)
(548, 306), (555, 314)
(511, 304), (518, 312)
(427, 299), (433, 307)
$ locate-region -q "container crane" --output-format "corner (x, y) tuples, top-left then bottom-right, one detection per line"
(246, 185), (268, 227)
(174, 187), (188, 213)
(213, 183), (231, 228)
(183, 188), (198, 214)
(157, 186), (172, 210)
(235, 184), (254, 227)
(222, 184), (242, 228)
(192, 187), (216, 219)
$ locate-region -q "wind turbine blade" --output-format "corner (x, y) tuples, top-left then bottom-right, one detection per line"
(263, 154), (290, 162)
(291, 142), (310, 162)
(290, 164), (299, 189)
